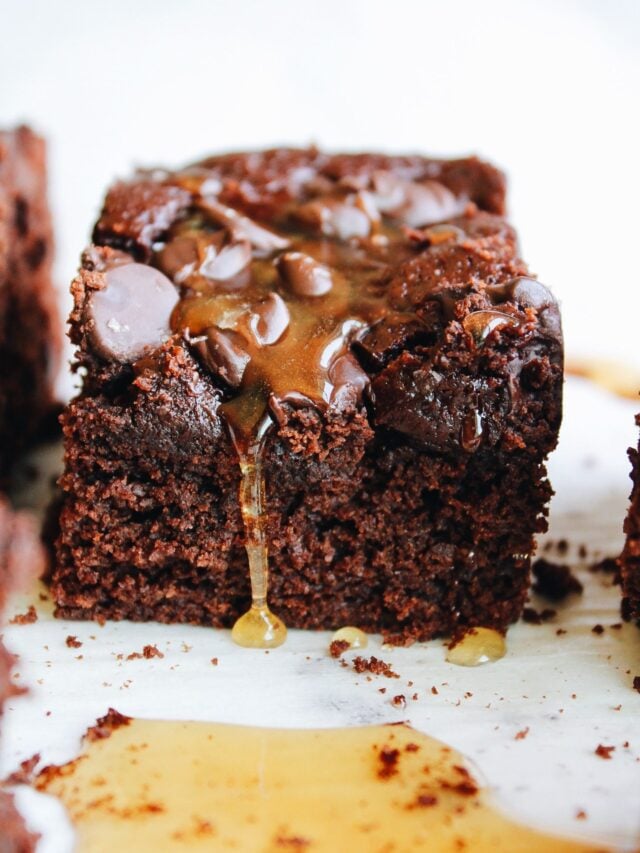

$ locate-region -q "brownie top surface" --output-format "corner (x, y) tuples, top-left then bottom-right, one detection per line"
(78, 148), (559, 450)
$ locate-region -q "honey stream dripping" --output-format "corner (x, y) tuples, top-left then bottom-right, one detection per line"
(34, 719), (607, 852)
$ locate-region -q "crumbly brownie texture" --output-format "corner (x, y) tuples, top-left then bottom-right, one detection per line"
(0, 126), (58, 484)
(0, 497), (42, 852)
(621, 415), (640, 625)
(52, 148), (563, 642)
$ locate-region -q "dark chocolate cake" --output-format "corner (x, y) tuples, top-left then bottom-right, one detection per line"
(621, 415), (640, 625)
(52, 148), (563, 643)
(0, 125), (59, 485)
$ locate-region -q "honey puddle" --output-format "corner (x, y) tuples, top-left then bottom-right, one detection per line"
(446, 628), (507, 667)
(35, 718), (605, 852)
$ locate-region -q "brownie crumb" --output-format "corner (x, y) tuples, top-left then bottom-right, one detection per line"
(514, 727), (530, 740)
(86, 708), (132, 741)
(532, 559), (583, 602)
(352, 655), (399, 679)
(210, 657), (219, 666)
(591, 624), (605, 635)
(9, 605), (37, 625)
(632, 676), (640, 693)
(522, 607), (556, 625)
(4, 753), (41, 785)
(65, 635), (82, 648)
(576, 809), (587, 820)
(391, 694), (406, 708)
(556, 628), (567, 636)
(431, 686), (439, 695)
(594, 744), (615, 760)
(126, 644), (164, 661)
(377, 746), (400, 779)
(329, 639), (350, 658)
(578, 545), (588, 559)
(588, 557), (620, 582)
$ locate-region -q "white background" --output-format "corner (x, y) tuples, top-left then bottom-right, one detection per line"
(1, 0), (639, 371)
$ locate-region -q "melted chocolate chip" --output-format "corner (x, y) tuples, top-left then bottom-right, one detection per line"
(200, 241), (252, 282)
(295, 195), (376, 240)
(277, 252), (333, 297)
(462, 311), (518, 346)
(193, 327), (251, 388)
(488, 276), (560, 336)
(199, 199), (289, 254)
(372, 173), (468, 227)
(248, 293), (290, 346)
(328, 353), (370, 406)
(85, 263), (179, 362)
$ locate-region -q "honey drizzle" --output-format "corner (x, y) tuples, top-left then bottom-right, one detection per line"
(228, 416), (287, 648)
(33, 718), (607, 852)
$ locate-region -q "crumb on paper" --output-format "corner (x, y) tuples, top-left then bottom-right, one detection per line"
(632, 675), (640, 693)
(4, 754), (40, 785)
(532, 559), (583, 602)
(126, 644), (164, 661)
(65, 635), (82, 648)
(210, 657), (219, 666)
(9, 605), (37, 625)
(591, 624), (605, 635)
(595, 744), (615, 760)
(391, 694), (406, 709)
(352, 655), (399, 679)
(329, 639), (350, 658)
(514, 727), (530, 741)
(576, 809), (587, 820)
(522, 607), (556, 625)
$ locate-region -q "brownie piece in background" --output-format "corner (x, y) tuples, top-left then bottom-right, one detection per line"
(0, 496), (42, 851)
(52, 148), (563, 643)
(0, 126), (59, 486)
(621, 415), (640, 625)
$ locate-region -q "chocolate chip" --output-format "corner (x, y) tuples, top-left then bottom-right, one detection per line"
(248, 293), (290, 346)
(328, 352), (370, 406)
(200, 241), (252, 282)
(372, 173), (468, 227)
(487, 277), (561, 337)
(295, 197), (374, 240)
(85, 263), (179, 362)
(193, 327), (250, 388)
(462, 310), (518, 346)
(277, 251), (333, 297)
(199, 199), (289, 254)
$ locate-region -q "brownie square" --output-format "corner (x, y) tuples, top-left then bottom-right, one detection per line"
(621, 416), (640, 625)
(0, 126), (59, 485)
(52, 149), (563, 643)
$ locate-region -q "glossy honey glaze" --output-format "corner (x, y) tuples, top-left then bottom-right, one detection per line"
(35, 718), (605, 852)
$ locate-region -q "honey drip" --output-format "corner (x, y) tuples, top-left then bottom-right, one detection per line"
(331, 626), (368, 649)
(34, 718), (604, 852)
(228, 419), (286, 649)
(446, 627), (507, 667)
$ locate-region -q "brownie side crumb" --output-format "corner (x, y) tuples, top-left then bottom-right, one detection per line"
(210, 657), (219, 666)
(329, 639), (350, 658)
(591, 624), (605, 635)
(126, 644), (164, 660)
(65, 635), (82, 648)
(588, 557), (621, 584)
(9, 605), (37, 625)
(594, 744), (615, 759)
(514, 727), (530, 740)
(85, 708), (132, 741)
(352, 655), (399, 679)
(633, 675), (640, 693)
(522, 607), (556, 624)
(391, 694), (406, 708)
(532, 559), (583, 602)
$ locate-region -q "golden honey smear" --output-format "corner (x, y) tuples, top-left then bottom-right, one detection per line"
(35, 719), (606, 852)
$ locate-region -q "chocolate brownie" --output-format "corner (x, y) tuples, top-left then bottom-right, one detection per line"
(0, 126), (59, 485)
(0, 496), (42, 851)
(621, 415), (640, 625)
(52, 148), (563, 643)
